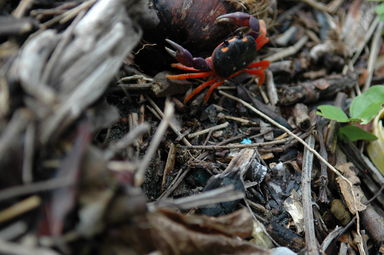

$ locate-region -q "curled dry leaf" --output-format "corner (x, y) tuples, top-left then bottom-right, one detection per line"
(336, 163), (367, 214)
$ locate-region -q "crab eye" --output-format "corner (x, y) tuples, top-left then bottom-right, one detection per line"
(223, 40), (229, 46)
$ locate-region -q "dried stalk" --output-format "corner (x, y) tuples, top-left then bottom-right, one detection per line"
(104, 123), (150, 160)
(0, 109), (33, 162)
(187, 122), (229, 139)
(146, 96), (192, 146)
(12, 0), (34, 18)
(320, 226), (343, 252)
(150, 185), (244, 211)
(316, 121), (329, 203)
(266, 36), (308, 62)
(266, 70), (278, 106)
(0, 196), (41, 224)
(363, 21), (383, 92)
(135, 101), (174, 186)
(301, 135), (319, 255)
(35, 0), (142, 143)
(299, 0), (337, 13)
(22, 123), (35, 184)
(0, 239), (59, 255)
(0, 176), (73, 202)
(181, 138), (290, 150)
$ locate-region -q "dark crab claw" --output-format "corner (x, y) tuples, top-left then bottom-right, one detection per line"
(165, 39), (210, 71)
(165, 38), (194, 67)
(216, 12), (267, 37)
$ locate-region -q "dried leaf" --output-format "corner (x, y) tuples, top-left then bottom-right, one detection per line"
(330, 199), (351, 226)
(342, 0), (376, 55)
(250, 221), (274, 249)
(147, 208), (269, 255)
(283, 190), (304, 233)
(336, 163), (367, 214)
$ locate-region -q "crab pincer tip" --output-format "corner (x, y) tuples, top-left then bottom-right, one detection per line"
(165, 39), (186, 57)
(216, 12), (248, 23)
(165, 39), (183, 50)
(165, 47), (176, 57)
(215, 16), (230, 23)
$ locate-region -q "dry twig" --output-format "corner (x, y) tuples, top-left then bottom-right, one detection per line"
(266, 36), (308, 62)
(146, 96), (192, 146)
(301, 135), (319, 255)
(188, 122), (229, 139)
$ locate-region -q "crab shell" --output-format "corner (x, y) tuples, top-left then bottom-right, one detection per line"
(211, 35), (257, 77)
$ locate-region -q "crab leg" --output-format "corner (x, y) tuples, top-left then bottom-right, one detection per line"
(204, 80), (225, 102)
(255, 34), (269, 50)
(244, 69), (266, 85)
(184, 79), (218, 103)
(167, 72), (213, 80)
(247, 60), (270, 70)
(171, 63), (201, 72)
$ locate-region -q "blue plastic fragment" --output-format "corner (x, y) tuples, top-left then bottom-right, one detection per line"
(240, 138), (252, 144)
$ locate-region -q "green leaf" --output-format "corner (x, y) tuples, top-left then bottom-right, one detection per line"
(338, 125), (377, 142)
(355, 103), (382, 124)
(317, 105), (349, 122)
(377, 4), (384, 16)
(350, 86), (384, 124)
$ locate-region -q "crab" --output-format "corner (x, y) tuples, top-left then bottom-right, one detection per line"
(165, 12), (270, 103)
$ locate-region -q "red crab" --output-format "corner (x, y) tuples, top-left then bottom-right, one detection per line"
(165, 12), (270, 103)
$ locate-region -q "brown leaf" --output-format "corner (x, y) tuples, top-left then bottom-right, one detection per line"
(336, 163), (367, 214)
(147, 208), (270, 255)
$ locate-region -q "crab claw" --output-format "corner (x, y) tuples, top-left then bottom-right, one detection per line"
(216, 12), (269, 50)
(165, 39), (194, 66)
(165, 39), (210, 71)
(216, 12), (267, 37)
